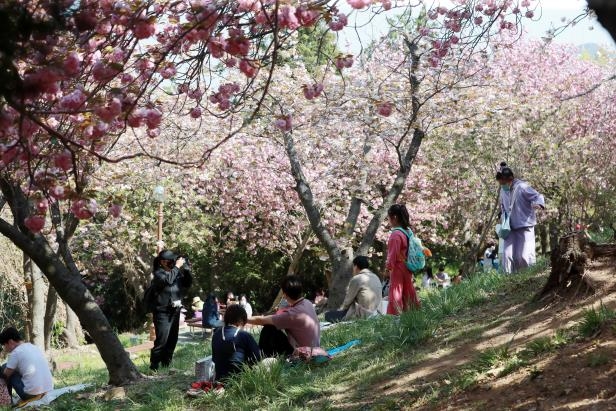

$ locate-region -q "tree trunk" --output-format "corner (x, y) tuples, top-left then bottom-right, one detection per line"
(538, 224), (548, 256)
(536, 232), (615, 299)
(587, 0), (616, 42)
(0, 221), (142, 385)
(24, 255), (45, 350)
(44, 285), (58, 352)
(268, 228), (312, 313)
(63, 303), (82, 349)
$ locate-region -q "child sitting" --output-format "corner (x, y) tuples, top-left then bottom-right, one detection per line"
(211, 305), (261, 381)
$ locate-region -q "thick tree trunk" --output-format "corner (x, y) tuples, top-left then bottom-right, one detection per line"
(587, 0), (616, 42)
(44, 285), (58, 352)
(268, 228), (312, 313)
(0, 221), (141, 385)
(537, 233), (616, 299)
(538, 224), (548, 256)
(24, 255), (45, 350)
(63, 303), (82, 348)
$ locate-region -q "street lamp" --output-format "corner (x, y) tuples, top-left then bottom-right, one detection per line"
(149, 185), (166, 341)
(152, 185), (165, 253)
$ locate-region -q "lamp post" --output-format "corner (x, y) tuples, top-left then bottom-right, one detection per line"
(149, 185), (165, 341)
(152, 185), (165, 253)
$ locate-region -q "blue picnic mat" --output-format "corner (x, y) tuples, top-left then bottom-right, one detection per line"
(326, 339), (361, 357)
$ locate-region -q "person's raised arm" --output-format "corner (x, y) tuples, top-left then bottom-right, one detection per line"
(247, 315), (274, 326)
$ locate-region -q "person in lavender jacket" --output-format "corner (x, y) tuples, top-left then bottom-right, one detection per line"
(496, 162), (545, 274)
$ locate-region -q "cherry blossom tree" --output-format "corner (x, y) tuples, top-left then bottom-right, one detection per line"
(0, 0), (545, 383)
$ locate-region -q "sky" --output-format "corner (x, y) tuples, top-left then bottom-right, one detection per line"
(338, 0), (615, 54)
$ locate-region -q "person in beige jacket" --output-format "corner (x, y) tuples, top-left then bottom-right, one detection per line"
(325, 256), (382, 322)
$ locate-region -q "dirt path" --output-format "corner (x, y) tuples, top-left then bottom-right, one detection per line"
(341, 258), (616, 410)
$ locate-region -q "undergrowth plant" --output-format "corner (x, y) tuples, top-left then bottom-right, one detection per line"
(578, 303), (616, 338)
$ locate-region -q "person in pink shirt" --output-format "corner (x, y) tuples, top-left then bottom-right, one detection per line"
(385, 204), (421, 314)
(248, 276), (320, 356)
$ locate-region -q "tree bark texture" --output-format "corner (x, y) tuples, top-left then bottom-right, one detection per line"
(0, 180), (141, 385)
(587, 0), (616, 42)
(24, 254), (45, 350)
(43, 285), (57, 352)
(63, 303), (83, 349)
(538, 232), (616, 299)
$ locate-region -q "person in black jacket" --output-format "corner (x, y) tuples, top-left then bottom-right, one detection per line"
(211, 304), (261, 381)
(149, 250), (192, 371)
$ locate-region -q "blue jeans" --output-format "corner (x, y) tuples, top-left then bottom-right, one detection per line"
(0, 364), (37, 401)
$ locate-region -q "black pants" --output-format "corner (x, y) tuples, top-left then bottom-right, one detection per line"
(258, 325), (293, 357)
(150, 307), (180, 370)
(324, 309), (348, 323)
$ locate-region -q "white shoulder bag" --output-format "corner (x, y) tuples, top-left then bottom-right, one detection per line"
(496, 186), (519, 239)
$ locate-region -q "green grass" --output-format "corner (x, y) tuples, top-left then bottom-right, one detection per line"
(587, 351), (610, 367)
(577, 303), (616, 338)
(45, 260), (550, 411)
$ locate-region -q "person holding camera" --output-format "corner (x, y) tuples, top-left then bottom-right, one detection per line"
(149, 250), (192, 371)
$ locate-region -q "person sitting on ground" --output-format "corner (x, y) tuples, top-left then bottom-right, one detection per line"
(452, 269), (463, 285)
(421, 266), (435, 290)
(324, 256), (382, 323)
(211, 305), (261, 381)
(239, 294), (253, 318)
(314, 289), (328, 314)
(435, 265), (451, 288)
(248, 276), (320, 357)
(0, 327), (53, 403)
(202, 293), (223, 329)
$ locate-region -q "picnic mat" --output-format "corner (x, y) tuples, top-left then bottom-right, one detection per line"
(17, 383), (91, 408)
(327, 339), (361, 357)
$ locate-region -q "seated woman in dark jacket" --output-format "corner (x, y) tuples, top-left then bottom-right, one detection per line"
(202, 293), (223, 329)
(211, 305), (261, 381)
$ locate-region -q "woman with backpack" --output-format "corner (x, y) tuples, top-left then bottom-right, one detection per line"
(385, 204), (421, 314)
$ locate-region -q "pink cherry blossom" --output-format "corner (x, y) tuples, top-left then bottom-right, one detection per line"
(59, 89), (88, 110)
(49, 186), (66, 200)
(108, 204), (122, 218)
(63, 52), (81, 76)
(347, 0), (371, 10)
(377, 101), (393, 117)
(24, 216), (46, 233)
(279, 6), (300, 30)
(35, 198), (49, 214)
(274, 115), (292, 132)
(144, 108), (163, 129)
(190, 107), (202, 118)
(54, 150), (73, 171)
(295, 7), (320, 26)
(328, 12), (348, 31)
(71, 199), (98, 219)
(133, 20), (156, 39)
(239, 59), (258, 78)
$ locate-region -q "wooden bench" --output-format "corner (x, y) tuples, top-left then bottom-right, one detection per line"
(186, 319), (213, 338)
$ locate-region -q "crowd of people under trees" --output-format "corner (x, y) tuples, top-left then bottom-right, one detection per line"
(0, 162), (545, 404)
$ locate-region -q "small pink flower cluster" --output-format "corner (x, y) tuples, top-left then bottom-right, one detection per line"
(302, 83), (324, 100)
(335, 55), (354, 70)
(209, 83), (241, 110)
(274, 115), (292, 132)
